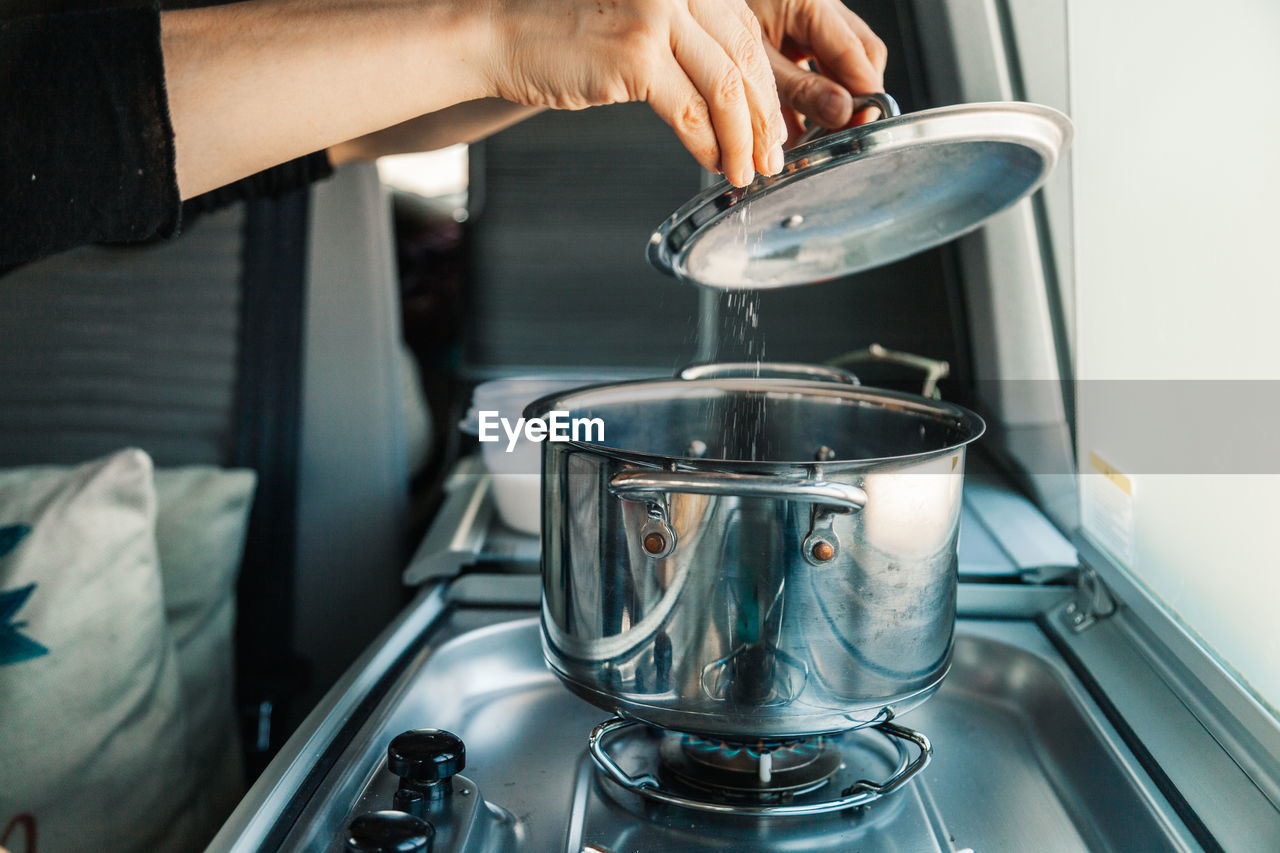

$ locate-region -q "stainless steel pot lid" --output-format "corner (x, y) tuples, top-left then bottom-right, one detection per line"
(647, 96), (1072, 290)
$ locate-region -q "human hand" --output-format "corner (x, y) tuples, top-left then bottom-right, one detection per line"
(482, 0), (786, 187)
(745, 0), (887, 143)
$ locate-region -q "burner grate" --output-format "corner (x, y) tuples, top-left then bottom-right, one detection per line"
(589, 717), (932, 817)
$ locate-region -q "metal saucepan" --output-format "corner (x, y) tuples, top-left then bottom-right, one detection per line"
(527, 364), (984, 740)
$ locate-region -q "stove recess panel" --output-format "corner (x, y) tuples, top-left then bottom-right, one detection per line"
(287, 612), (1189, 853)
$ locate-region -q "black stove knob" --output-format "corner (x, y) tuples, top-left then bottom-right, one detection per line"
(388, 729), (466, 785)
(392, 785), (427, 818)
(345, 810), (434, 853)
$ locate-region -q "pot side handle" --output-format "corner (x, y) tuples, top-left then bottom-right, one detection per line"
(609, 470), (867, 513)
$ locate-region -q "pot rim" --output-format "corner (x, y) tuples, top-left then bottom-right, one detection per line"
(524, 376), (986, 469)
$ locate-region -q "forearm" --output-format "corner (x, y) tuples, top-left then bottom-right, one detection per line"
(328, 99), (543, 165)
(160, 0), (495, 199)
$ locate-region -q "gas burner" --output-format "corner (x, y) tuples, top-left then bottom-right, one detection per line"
(658, 733), (841, 800)
(590, 717), (933, 817)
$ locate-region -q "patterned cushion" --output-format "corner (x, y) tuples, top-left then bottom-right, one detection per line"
(153, 467), (256, 831)
(0, 450), (199, 853)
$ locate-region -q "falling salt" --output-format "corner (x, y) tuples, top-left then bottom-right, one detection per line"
(686, 189), (774, 462)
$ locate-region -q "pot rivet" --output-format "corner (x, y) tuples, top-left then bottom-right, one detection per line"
(643, 532), (667, 555)
(811, 540), (836, 562)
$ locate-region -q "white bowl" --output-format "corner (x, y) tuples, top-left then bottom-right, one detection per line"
(462, 376), (610, 535)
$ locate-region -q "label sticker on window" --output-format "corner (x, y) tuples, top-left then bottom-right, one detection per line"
(1082, 451), (1135, 567)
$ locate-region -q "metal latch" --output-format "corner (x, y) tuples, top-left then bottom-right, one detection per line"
(1064, 566), (1116, 633)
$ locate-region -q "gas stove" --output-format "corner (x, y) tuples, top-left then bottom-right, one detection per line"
(208, 464), (1210, 852)
(210, 586), (1196, 852)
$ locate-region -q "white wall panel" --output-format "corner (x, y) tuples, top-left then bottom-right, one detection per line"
(1070, 0), (1280, 709)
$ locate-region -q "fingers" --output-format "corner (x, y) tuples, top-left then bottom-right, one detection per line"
(646, 55), (722, 175)
(839, 6), (888, 77)
(766, 42), (852, 131)
(687, 0), (785, 177)
(490, 0), (787, 186)
(670, 1), (782, 186)
(775, 0), (886, 128)
(780, 104), (805, 147)
(800, 13), (881, 101)
(834, 5), (887, 126)
(669, 23), (755, 185)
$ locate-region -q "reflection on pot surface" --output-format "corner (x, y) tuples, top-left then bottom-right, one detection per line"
(532, 374), (984, 740)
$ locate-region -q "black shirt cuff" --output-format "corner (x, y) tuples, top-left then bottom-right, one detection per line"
(182, 150), (335, 226)
(1, 4), (180, 267)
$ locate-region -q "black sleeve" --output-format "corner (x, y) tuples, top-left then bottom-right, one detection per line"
(0, 4), (337, 270)
(182, 149), (334, 227)
(1, 4), (180, 268)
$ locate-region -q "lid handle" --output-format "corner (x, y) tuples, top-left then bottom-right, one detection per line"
(796, 92), (901, 145)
